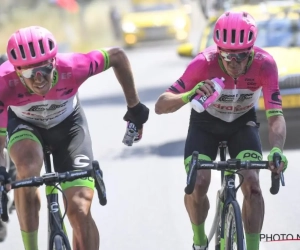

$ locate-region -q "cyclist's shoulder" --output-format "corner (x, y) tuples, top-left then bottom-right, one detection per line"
(253, 46), (276, 63)
(251, 46), (278, 77)
(200, 45), (219, 62)
(55, 52), (90, 79)
(55, 52), (79, 67)
(0, 60), (15, 76)
(186, 45), (218, 72)
(56, 50), (107, 69)
(0, 60), (19, 88)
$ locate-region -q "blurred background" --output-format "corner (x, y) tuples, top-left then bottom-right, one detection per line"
(1, 0), (300, 249)
(0, 0), (126, 52)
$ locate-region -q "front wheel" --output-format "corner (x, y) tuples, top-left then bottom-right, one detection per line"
(224, 201), (246, 250)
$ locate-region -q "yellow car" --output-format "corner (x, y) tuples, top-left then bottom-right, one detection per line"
(177, 3), (300, 149)
(121, 0), (191, 47)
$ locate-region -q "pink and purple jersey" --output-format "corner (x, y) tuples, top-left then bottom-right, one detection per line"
(168, 45), (283, 122)
(0, 50), (110, 135)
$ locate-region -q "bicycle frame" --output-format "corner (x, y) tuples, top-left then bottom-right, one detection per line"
(44, 151), (71, 250)
(207, 141), (245, 249)
(0, 149), (106, 249)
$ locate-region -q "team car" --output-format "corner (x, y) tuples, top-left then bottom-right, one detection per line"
(121, 0), (191, 47)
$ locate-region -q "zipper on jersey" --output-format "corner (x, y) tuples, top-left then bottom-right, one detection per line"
(233, 77), (239, 102)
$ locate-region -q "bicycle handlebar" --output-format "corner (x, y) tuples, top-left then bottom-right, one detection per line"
(11, 170), (91, 188)
(185, 151), (285, 195)
(8, 160), (107, 206)
(0, 160), (106, 221)
(270, 153), (285, 195)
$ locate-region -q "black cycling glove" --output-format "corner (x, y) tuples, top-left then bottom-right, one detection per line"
(123, 102), (149, 129)
(0, 167), (10, 185)
(0, 166), (11, 222)
(1, 191), (8, 222)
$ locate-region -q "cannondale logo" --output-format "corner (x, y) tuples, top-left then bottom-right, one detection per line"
(50, 202), (59, 213)
(73, 154), (90, 168)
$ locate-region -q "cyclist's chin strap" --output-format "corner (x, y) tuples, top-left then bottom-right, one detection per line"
(244, 49), (255, 73)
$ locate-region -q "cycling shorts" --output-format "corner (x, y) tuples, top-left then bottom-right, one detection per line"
(7, 104), (94, 190)
(184, 110), (262, 171)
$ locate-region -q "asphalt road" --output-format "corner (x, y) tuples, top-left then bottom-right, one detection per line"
(0, 41), (299, 250)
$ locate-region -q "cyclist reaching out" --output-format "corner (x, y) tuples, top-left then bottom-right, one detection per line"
(0, 26), (149, 249)
(155, 11), (287, 250)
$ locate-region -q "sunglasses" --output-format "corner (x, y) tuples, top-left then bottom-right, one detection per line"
(19, 62), (54, 79)
(219, 49), (251, 63)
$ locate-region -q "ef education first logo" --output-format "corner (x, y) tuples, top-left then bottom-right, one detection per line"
(260, 233), (300, 242)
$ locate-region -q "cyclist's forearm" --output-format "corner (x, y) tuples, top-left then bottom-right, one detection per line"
(155, 92), (186, 114)
(268, 115), (286, 150)
(108, 47), (139, 107)
(113, 66), (139, 108)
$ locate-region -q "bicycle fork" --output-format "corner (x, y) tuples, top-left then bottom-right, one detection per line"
(208, 141), (235, 250)
(207, 188), (223, 248)
(46, 186), (68, 250)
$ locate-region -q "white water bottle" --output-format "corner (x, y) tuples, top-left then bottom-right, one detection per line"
(190, 77), (225, 113)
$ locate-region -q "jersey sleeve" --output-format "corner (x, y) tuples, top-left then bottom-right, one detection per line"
(0, 77), (8, 136)
(260, 56), (283, 118)
(167, 53), (209, 94)
(72, 49), (110, 85)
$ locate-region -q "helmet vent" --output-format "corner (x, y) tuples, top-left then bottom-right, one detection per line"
(10, 49), (17, 60)
(39, 40), (45, 54)
(223, 29), (227, 42)
(29, 42), (35, 57)
(19, 45), (26, 59)
(231, 29), (236, 43)
(216, 30), (220, 40)
(240, 30), (244, 43)
(248, 31), (253, 42)
(48, 39), (54, 51)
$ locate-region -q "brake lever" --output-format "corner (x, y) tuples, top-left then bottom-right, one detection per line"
(274, 152), (285, 186)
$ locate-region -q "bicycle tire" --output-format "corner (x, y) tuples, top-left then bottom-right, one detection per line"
(213, 191), (222, 250)
(52, 235), (71, 250)
(224, 201), (246, 250)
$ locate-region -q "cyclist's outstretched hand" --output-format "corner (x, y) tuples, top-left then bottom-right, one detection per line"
(123, 102), (149, 144)
(124, 102), (149, 127)
(267, 147), (287, 174)
(0, 166), (11, 191)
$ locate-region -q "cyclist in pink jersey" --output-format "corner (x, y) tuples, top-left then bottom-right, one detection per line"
(0, 54), (17, 243)
(155, 11), (287, 250)
(0, 26), (149, 249)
